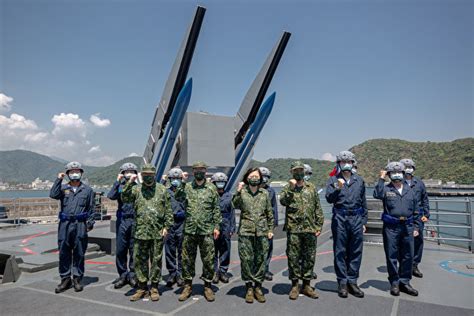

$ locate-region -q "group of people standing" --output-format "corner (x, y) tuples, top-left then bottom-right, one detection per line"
(49, 150), (428, 302)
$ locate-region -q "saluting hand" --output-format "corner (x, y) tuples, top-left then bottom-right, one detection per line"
(380, 170), (387, 179)
(130, 174), (138, 183)
(58, 173), (66, 179)
(268, 232), (274, 239)
(289, 179), (297, 189)
(117, 174), (124, 182)
(237, 182), (245, 192)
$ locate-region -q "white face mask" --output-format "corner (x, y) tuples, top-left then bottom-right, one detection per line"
(405, 168), (414, 175)
(124, 172), (135, 180)
(390, 173), (404, 181)
(215, 181), (226, 189)
(68, 172), (82, 181)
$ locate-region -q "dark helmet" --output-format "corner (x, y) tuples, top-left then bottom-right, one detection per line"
(119, 162), (138, 174)
(385, 161), (405, 173)
(336, 151), (356, 163)
(65, 161), (83, 174)
(211, 172), (228, 183)
(400, 158), (415, 169)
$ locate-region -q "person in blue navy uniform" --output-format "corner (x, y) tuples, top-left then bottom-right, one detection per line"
(165, 167), (187, 288)
(326, 151), (367, 298)
(374, 161), (419, 297)
(400, 158), (430, 278)
(211, 172), (236, 284)
(107, 162), (138, 289)
(50, 161), (95, 293)
(258, 167), (278, 281)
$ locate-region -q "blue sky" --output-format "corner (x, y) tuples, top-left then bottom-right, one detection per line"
(1, 0), (473, 166)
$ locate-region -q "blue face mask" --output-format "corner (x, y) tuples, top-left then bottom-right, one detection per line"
(215, 181), (226, 189)
(340, 163), (353, 172)
(303, 175), (311, 181)
(390, 173), (404, 181)
(170, 179), (182, 187)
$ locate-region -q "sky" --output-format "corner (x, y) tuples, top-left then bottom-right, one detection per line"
(1, 0), (473, 166)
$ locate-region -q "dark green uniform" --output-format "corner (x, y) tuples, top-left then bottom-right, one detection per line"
(122, 181), (173, 284)
(175, 181), (222, 282)
(233, 186), (273, 284)
(280, 181), (324, 281)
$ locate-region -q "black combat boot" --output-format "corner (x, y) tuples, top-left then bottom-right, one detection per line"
(412, 265), (423, 278)
(114, 277), (128, 289)
(55, 277), (72, 294)
(338, 283), (348, 298)
(72, 277), (83, 292)
(212, 272), (220, 284)
(219, 273), (229, 283)
(400, 283), (418, 296)
(390, 284), (400, 296)
(264, 271), (273, 281)
(347, 283), (364, 298)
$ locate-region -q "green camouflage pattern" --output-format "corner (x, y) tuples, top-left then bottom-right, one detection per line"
(238, 235), (269, 283)
(121, 182), (173, 240)
(279, 182), (324, 233)
(175, 181), (222, 235)
(286, 232), (317, 280)
(291, 160), (305, 170)
(182, 234), (215, 282)
(134, 238), (164, 283)
(192, 161), (208, 169)
(141, 163), (156, 174)
(232, 186), (274, 236)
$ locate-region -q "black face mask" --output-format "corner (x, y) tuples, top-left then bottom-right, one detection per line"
(194, 171), (205, 181)
(248, 178), (261, 187)
(293, 172), (305, 181)
(142, 175), (155, 186)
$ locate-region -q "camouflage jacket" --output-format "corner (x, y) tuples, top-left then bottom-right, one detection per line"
(232, 186), (274, 236)
(121, 181), (173, 240)
(279, 182), (324, 233)
(175, 181), (222, 235)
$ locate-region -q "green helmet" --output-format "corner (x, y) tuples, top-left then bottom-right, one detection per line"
(291, 160), (305, 170)
(192, 161), (208, 169)
(141, 163), (156, 174)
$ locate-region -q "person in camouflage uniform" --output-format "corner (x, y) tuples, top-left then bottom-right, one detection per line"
(175, 161), (222, 302)
(233, 167), (274, 304)
(280, 161), (324, 300)
(121, 164), (173, 302)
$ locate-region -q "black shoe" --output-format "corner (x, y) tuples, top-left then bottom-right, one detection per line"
(72, 277), (83, 292)
(212, 273), (220, 284)
(55, 277), (72, 294)
(112, 277), (121, 284)
(114, 278), (128, 289)
(400, 283), (418, 296)
(338, 283), (348, 298)
(390, 284), (400, 296)
(264, 271), (273, 281)
(347, 283), (364, 298)
(220, 273), (229, 283)
(412, 266), (423, 278)
(176, 277), (185, 287)
(312, 271), (318, 280)
(128, 276), (137, 288)
(166, 275), (177, 288)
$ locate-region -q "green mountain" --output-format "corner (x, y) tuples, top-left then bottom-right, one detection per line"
(1, 137), (472, 186)
(349, 138), (474, 184)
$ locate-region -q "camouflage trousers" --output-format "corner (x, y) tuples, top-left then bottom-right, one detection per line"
(238, 235), (269, 283)
(133, 238), (163, 284)
(182, 234), (215, 283)
(286, 232), (317, 281)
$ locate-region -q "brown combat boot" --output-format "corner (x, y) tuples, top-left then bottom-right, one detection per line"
(245, 282), (254, 304)
(302, 280), (319, 299)
(130, 283), (148, 302)
(203, 282), (215, 302)
(254, 283), (266, 303)
(150, 284), (160, 301)
(289, 280), (300, 300)
(178, 281), (193, 302)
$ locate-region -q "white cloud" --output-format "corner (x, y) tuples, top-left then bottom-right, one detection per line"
(0, 93), (13, 112)
(0, 113), (38, 130)
(0, 109), (121, 167)
(128, 152), (139, 157)
(90, 113), (111, 127)
(88, 145), (101, 153)
(321, 152), (336, 162)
